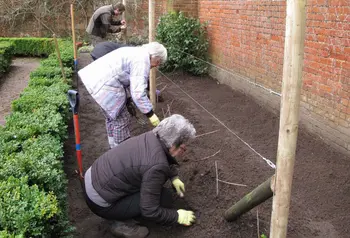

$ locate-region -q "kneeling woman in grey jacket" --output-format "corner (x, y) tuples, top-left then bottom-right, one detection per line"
(84, 114), (197, 238)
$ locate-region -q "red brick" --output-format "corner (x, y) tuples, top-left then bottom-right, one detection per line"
(319, 84), (333, 93)
(329, 0), (349, 6)
(341, 99), (349, 106)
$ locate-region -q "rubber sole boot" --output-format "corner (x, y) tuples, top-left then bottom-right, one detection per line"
(110, 220), (149, 238)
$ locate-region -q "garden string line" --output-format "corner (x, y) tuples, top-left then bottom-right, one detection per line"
(158, 70), (276, 169)
(167, 45), (281, 97)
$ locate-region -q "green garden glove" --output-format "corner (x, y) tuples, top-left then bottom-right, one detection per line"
(177, 209), (196, 226)
(149, 114), (160, 127)
(172, 177), (185, 197)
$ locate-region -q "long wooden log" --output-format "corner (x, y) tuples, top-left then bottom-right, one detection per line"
(270, 0), (306, 237)
(224, 176), (274, 222)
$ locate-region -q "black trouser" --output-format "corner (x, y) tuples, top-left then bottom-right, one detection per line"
(84, 188), (173, 221)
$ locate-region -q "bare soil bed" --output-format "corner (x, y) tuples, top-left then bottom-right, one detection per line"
(0, 58), (40, 125)
(65, 53), (350, 238)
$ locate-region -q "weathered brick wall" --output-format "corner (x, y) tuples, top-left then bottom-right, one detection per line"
(124, 0), (198, 41)
(199, 0), (350, 154)
(171, 0), (198, 17)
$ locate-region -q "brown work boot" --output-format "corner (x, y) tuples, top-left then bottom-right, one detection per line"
(110, 220), (149, 238)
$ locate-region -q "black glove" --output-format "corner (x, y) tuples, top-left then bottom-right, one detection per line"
(126, 97), (137, 117)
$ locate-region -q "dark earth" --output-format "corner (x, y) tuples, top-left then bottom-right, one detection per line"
(64, 53), (350, 238)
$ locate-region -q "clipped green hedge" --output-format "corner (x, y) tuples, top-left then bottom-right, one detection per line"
(42, 40), (75, 68)
(30, 65), (73, 79)
(0, 135), (66, 200)
(12, 82), (70, 117)
(0, 38), (54, 56)
(0, 38), (74, 237)
(28, 76), (69, 87)
(0, 41), (15, 76)
(0, 176), (58, 237)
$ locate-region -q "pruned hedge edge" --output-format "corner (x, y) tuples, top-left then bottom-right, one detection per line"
(0, 37), (75, 237)
(0, 41), (15, 77)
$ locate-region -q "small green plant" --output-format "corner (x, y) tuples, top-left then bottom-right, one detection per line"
(156, 12), (209, 75)
(261, 233), (268, 238)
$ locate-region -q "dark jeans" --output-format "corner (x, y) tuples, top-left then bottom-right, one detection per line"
(84, 188), (173, 221)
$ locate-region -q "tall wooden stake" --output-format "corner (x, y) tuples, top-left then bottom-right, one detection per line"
(70, 4), (78, 86)
(53, 34), (66, 83)
(269, 1), (306, 237)
(149, 0), (156, 109)
(70, 4), (77, 61)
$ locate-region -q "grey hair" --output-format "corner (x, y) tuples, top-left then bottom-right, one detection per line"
(153, 114), (196, 149)
(142, 42), (168, 64)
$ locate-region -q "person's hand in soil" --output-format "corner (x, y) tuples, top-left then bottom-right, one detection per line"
(172, 177), (185, 197)
(177, 209), (196, 226)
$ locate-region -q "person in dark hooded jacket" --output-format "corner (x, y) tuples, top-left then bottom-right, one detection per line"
(84, 114), (197, 238)
(86, 3), (126, 46)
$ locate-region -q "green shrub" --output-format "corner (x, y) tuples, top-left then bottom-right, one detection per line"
(28, 76), (69, 87)
(0, 37), (74, 237)
(0, 38), (54, 56)
(0, 176), (58, 237)
(0, 41), (15, 76)
(41, 41), (74, 69)
(12, 82), (70, 118)
(0, 230), (24, 238)
(5, 108), (67, 141)
(0, 135), (66, 198)
(30, 65), (73, 79)
(156, 12), (209, 75)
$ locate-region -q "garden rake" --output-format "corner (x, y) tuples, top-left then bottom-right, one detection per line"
(67, 89), (84, 180)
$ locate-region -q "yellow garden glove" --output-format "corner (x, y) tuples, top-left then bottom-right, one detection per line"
(172, 177), (185, 197)
(149, 114), (160, 127)
(177, 209), (196, 226)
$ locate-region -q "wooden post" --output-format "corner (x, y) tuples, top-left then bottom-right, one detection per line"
(122, 0), (128, 43)
(224, 176), (274, 222)
(269, 1), (307, 237)
(149, 0), (156, 109)
(70, 4), (77, 61)
(53, 34), (66, 83)
(70, 4), (78, 87)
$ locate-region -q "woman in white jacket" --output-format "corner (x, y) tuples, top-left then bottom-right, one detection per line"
(78, 42), (167, 148)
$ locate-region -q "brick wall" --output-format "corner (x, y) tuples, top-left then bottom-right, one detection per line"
(198, 0), (350, 154)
